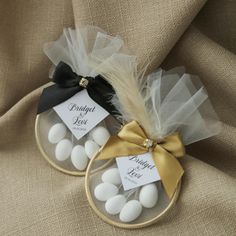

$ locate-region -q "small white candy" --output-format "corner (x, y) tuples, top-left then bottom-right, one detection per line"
(105, 195), (126, 215)
(119, 200), (142, 222)
(84, 140), (100, 159)
(55, 139), (72, 161)
(139, 183), (158, 208)
(71, 145), (89, 171)
(94, 183), (118, 201)
(91, 126), (110, 146)
(48, 123), (67, 143)
(102, 168), (121, 185)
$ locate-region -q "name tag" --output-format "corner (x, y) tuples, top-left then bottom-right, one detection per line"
(53, 90), (109, 140)
(116, 152), (160, 191)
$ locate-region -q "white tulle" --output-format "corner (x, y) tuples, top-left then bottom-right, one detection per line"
(141, 67), (221, 145)
(43, 26), (127, 78)
(43, 26), (221, 146)
(94, 61), (221, 145)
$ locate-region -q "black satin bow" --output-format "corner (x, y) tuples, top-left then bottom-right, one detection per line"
(37, 61), (118, 116)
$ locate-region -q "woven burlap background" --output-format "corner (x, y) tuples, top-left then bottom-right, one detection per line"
(0, 0), (235, 235)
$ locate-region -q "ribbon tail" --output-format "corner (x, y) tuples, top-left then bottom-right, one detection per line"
(37, 84), (81, 114)
(87, 84), (120, 117)
(153, 149), (184, 199)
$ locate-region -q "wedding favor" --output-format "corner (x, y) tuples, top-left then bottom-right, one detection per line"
(85, 62), (221, 228)
(35, 26), (129, 175)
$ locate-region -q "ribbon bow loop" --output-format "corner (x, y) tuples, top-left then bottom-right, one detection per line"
(118, 121), (148, 147)
(96, 120), (185, 199)
(52, 61), (95, 88)
(37, 61), (118, 116)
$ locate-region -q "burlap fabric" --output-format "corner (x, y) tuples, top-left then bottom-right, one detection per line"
(0, 0), (235, 235)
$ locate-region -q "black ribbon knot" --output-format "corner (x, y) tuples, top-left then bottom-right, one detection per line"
(37, 61), (118, 116)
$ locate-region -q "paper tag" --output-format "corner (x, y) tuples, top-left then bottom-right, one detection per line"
(53, 90), (109, 140)
(116, 152), (160, 191)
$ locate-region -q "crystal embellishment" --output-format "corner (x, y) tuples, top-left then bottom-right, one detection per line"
(79, 78), (89, 88)
(143, 139), (154, 149)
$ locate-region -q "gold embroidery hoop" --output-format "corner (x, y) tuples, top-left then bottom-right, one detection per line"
(35, 114), (114, 176)
(85, 151), (182, 229)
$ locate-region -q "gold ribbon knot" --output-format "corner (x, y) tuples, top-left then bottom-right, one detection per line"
(96, 120), (185, 199)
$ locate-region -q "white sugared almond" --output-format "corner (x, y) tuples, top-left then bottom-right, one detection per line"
(94, 183), (118, 202)
(139, 183), (158, 208)
(48, 123), (67, 143)
(84, 140), (100, 159)
(71, 145), (89, 171)
(91, 126), (110, 146)
(105, 195), (126, 215)
(55, 139), (72, 161)
(102, 168), (121, 185)
(119, 200), (142, 222)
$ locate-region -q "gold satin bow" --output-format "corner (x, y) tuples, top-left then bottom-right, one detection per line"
(96, 120), (185, 199)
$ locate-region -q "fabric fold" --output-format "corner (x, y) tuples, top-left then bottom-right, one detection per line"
(0, 0), (235, 235)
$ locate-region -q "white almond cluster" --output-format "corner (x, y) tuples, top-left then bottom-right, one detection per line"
(94, 168), (159, 223)
(48, 123), (110, 170)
